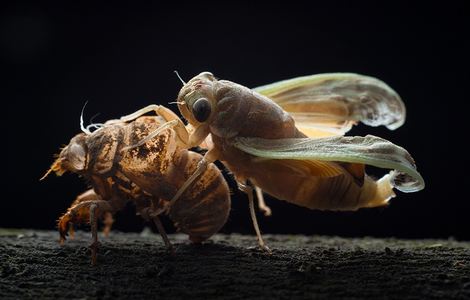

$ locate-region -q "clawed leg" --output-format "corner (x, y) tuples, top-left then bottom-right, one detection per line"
(255, 186), (272, 217)
(238, 182), (271, 254)
(119, 104), (162, 123)
(58, 200), (113, 265)
(63, 190), (99, 241)
(152, 215), (175, 255)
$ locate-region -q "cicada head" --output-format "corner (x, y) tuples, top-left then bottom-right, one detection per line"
(178, 72), (268, 141)
(41, 134), (88, 180)
(177, 72), (217, 126)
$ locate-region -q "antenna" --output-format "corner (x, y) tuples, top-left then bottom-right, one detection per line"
(174, 70), (186, 85)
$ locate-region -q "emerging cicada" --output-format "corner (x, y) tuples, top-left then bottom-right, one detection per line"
(129, 72), (425, 252)
(42, 106), (230, 265)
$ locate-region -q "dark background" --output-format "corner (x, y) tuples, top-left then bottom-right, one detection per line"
(2, 2), (468, 239)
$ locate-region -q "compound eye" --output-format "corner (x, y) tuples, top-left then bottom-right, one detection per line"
(192, 98), (211, 122)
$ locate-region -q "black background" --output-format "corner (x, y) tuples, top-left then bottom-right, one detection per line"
(2, 2), (469, 239)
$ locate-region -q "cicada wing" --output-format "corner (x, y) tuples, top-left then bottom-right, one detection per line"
(233, 135), (424, 193)
(253, 73), (406, 137)
(232, 135), (423, 211)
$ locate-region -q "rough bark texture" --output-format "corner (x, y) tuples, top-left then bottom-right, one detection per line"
(1, 229), (470, 299)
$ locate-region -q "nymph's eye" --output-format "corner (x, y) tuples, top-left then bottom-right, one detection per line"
(192, 98), (211, 122)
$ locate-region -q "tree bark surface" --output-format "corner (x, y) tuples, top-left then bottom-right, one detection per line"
(1, 229), (469, 299)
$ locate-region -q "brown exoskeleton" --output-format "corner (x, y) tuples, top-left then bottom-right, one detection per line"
(42, 107), (230, 265)
(126, 72), (425, 253)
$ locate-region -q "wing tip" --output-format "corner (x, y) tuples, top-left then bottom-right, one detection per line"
(390, 170), (425, 193)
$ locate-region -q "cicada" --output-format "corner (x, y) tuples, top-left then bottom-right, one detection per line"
(128, 72), (424, 252)
(42, 106), (230, 265)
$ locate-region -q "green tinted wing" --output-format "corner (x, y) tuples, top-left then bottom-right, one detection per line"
(233, 135), (424, 193)
(254, 73), (406, 137)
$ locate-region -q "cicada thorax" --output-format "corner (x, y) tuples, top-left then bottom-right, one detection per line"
(210, 80), (305, 140)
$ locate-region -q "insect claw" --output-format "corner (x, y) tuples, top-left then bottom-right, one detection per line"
(260, 244), (272, 255)
(255, 187), (272, 217)
(260, 206), (272, 217)
(58, 213), (72, 243)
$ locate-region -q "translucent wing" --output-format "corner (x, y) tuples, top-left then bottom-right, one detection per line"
(253, 73), (406, 137)
(233, 135), (424, 193)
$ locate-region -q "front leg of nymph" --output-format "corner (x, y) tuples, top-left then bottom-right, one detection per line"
(120, 117), (204, 153)
(57, 199), (114, 265)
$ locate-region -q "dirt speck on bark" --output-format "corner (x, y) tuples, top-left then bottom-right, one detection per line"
(1, 229), (470, 299)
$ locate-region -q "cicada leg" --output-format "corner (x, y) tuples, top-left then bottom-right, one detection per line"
(58, 200), (113, 266)
(238, 182), (272, 254)
(255, 186), (272, 217)
(119, 104), (189, 147)
(120, 119), (179, 152)
(119, 104), (162, 122)
(64, 189), (98, 240)
(137, 205), (175, 255)
(152, 215), (175, 255)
